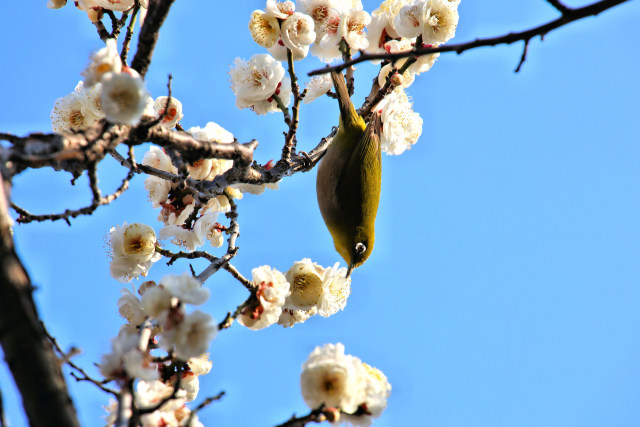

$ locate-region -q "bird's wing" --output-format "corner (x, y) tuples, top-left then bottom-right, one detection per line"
(336, 116), (382, 227)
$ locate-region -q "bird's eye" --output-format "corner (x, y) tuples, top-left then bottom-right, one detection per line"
(355, 242), (366, 255)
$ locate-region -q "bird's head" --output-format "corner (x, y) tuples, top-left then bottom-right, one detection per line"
(343, 230), (374, 278)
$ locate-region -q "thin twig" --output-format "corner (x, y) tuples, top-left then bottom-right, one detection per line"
(156, 247), (218, 265)
(274, 404), (331, 427)
(120, 2), (141, 64)
(515, 38), (531, 72)
(11, 164), (134, 225)
(44, 323), (118, 396)
(280, 48), (305, 165)
(185, 391), (225, 426)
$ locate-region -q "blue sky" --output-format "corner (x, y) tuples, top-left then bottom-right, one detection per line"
(1, 0), (639, 426)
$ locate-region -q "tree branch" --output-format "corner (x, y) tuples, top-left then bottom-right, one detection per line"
(130, 0), (176, 78)
(308, 0), (631, 76)
(0, 168), (79, 426)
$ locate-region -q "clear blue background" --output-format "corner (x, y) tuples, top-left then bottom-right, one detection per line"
(1, 0), (639, 426)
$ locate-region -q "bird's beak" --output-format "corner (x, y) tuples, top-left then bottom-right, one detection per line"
(345, 263), (354, 279)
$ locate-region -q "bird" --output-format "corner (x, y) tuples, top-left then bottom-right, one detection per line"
(316, 71), (382, 278)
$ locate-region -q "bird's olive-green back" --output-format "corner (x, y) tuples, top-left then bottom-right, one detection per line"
(316, 72), (382, 270)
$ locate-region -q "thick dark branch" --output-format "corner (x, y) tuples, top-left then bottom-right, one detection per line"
(130, 0), (176, 78)
(308, 0), (631, 76)
(1, 122), (125, 176)
(0, 171), (79, 426)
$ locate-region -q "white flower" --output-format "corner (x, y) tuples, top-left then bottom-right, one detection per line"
(187, 158), (213, 180)
(419, 0), (459, 45)
(136, 380), (186, 411)
(180, 372), (199, 402)
(100, 71), (149, 125)
(378, 63), (415, 89)
(188, 121), (235, 143)
(310, 44), (342, 63)
(153, 96), (183, 128)
(50, 91), (98, 133)
(159, 310), (217, 360)
(159, 199), (196, 227)
(159, 272), (209, 305)
(95, 0), (134, 11)
(317, 262), (351, 317)
(187, 354), (212, 376)
(144, 176), (171, 209)
(284, 258), (325, 311)
(159, 225), (199, 251)
(360, 363), (391, 418)
(383, 38), (439, 75)
(118, 288), (146, 326)
(229, 54), (290, 115)
(76, 81), (105, 118)
(303, 74), (333, 103)
(81, 38), (122, 87)
(376, 88), (422, 155)
(300, 343), (367, 413)
(266, 0), (295, 19)
(229, 53), (285, 102)
(368, 0), (408, 44)
(238, 265), (290, 330)
(338, 9), (371, 51)
(249, 10), (280, 48)
(394, 0), (424, 38)
(267, 38), (309, 62)
(47, 0), (67, 9)
(231, 181), (280, 195)
(281, 13), (316, 51)
(140, 285), (173, 317)
(239, 75), (291, 115)
(100, 329), (159, 381)
(193, 212), (224, 248)
(278, 306), (317, 328)
(282, 259), (350, 320)
(108, 222), (161, 283)
(298, 0), (341, 29)
(339, 362), (392, 426)
(142, 146), (177, 173)
(187, 122), (235, 181)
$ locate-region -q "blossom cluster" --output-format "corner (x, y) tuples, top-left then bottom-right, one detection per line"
(50, 39), (183, 132)
(233, 0), (461, 155)
(141, 123), (277, 253)
(238, 259), (351, 330)
(101, 273), (217, 426)
(300, 343), (391, 426)
(48, 0), (149, 23)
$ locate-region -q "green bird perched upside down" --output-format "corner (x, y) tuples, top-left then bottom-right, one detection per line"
(316, 71), (382, 278)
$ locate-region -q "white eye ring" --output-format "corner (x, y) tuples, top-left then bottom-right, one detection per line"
(355, 242), (366, 254)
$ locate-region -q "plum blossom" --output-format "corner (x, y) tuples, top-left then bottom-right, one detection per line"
(81, 38), (122, 87)
(376, 87), (423, 155)
(108, 222), (161, 282)
(100, 71), (149, 125)
(238, 265), (290, 330)
(229, 54), (290, 115)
